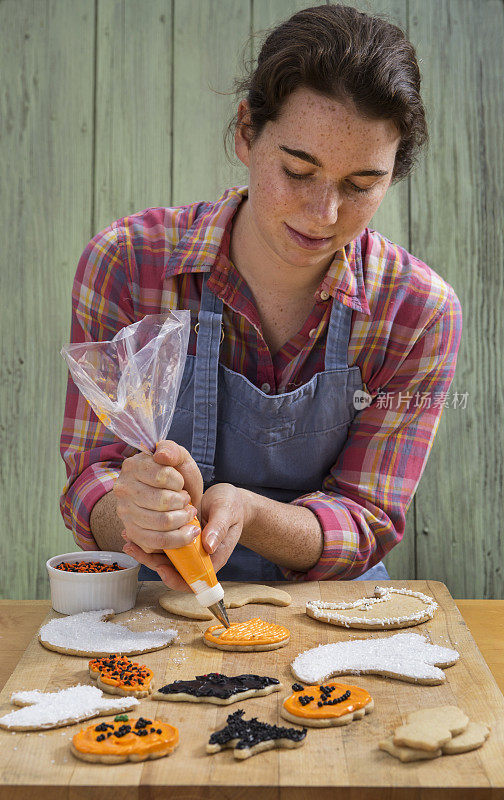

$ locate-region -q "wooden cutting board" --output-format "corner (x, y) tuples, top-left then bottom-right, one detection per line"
(0, 580), (503, 800)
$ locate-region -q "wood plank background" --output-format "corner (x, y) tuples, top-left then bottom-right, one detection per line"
(0, 0), (502, 600)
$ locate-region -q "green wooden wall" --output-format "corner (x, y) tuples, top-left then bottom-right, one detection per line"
(1, 0), (502, 599)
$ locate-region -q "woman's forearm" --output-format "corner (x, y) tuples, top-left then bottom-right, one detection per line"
(238, 488), (324, 572)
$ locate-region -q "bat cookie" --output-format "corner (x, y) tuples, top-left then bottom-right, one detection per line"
(281, 681), (374, 728)
(38, 609), (178, 657)
(153, 672), (281, 705)
(89, 655), (154, 698)
(203, 618), (290, 651)
(291, 632), (459, 685)
(159, 582), (291, 620)
(207, 709), (307, 759)
(0, 685), (139, 731)
(306, 587), (438, 630)
(71, 715), (179, 763)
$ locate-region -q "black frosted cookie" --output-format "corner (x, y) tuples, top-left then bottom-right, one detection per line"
(153, 673), (281, 705)
(206, 709), (307, 759)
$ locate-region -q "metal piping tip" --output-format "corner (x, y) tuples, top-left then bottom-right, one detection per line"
(208, 599), (230, 628)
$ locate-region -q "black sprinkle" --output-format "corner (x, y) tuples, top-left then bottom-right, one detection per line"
(208, 710), (307, 751)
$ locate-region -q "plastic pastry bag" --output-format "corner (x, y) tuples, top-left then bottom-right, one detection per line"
(61, 312), (191, 454)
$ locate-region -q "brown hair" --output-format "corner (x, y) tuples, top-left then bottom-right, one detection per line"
(226, 4), (428, 181)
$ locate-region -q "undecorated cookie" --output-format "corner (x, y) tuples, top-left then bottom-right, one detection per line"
(442, 721), (490, 754)
(0, 685), (139, 731)
(394, 705), (469, 751)
(306, 587), (438, 630)
(291, 632), (459, 685)
(203, 618), (290, 652)
(159, 582), (291, 620)
(379, 737), (442, 762)
(207, 709), (306, 759)
(38, 609), (178, 657)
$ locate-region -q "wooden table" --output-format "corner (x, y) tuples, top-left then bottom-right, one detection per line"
(1, 582), (504, 799)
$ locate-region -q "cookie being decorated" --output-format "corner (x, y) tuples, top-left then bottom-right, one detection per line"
(281, 681), (374, 727)
(207, 709), (307, 759)
(89, 655), (154, 698)
(203, 618), (290, 651)
(71, 715), (179, 764)
(306, 587), (438, 630)
(160, 582), (291, 620)
(38, 609), (177, 657)
(153, 673), (281, 705)
(0, 685), (139, 731)
(291, 632), (459, 685)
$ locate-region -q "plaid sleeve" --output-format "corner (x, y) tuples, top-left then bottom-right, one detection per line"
(59, 226), (137, 549)
(282, 287), (463, 581)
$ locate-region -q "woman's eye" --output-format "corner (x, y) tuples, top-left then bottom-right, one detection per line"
(347, 181), (371, 194)
(283, 167), (312, 181)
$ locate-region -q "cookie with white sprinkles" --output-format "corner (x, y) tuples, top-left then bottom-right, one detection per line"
(306, 587), (438, 630)
(291, 632), (459, 685)
(38, 609), (178, 657)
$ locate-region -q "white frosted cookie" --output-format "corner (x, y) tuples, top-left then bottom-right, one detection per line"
(0, 685), (139, 731)
(38, 609), (178, 657)
(306, 587), (438, 630)
(291, 632), (459, 685)
(159, 582), (291, 620)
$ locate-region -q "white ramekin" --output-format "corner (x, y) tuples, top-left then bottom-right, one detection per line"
(46, 551), (140, 615)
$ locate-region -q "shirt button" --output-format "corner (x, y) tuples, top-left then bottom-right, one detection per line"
(261, 382), (271, 393)
(320, 290), (330, 301)
(308, 328), (317, 338)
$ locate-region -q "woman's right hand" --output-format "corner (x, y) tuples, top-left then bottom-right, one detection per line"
(113, 440), (204, 564)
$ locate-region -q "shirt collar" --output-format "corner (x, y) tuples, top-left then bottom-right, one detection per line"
(163, 185), (370, 315)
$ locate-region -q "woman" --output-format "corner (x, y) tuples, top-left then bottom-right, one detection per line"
(60, 5), (462, 588)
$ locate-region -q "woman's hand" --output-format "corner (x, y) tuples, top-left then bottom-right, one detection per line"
(199, 483), (253, 572)
(114, 440), (203, 590)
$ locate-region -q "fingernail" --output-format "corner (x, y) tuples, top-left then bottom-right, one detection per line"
(206, 534), (218, 552)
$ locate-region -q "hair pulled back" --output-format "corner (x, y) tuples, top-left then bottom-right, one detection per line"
(227, 4), (428, 181)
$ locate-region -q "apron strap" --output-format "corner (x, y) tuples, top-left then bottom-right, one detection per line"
(191, 274), (223, 482)
(324, 239), (360, 370)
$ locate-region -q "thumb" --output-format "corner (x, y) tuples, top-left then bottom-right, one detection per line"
(153, 440), (203, 509)
(201, 507), (233, 554)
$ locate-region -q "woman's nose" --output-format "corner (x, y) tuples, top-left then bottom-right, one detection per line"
(304, 187), (340, 229)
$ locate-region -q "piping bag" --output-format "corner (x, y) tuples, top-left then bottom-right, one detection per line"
(61, 312), (229, 628)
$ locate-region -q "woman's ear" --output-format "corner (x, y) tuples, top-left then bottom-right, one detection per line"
(235, 99), (253, 168)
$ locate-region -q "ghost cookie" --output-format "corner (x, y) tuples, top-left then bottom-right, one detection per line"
(89, 655), (154, 698)
(291, 632), (459, 685)
(0, 685), (139, 731)
(38, 609), (177, 657)
(281, 681), (374, 728)
(207, 709), (307, 759)
(306, 587), (438, 630)
(153, 672), (281, 705)
(159, 582), (291, 620)
(203, 618), (290, 652)
(71, 715), (179, 763)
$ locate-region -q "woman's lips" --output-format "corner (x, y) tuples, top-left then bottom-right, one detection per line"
(284, 223), (333, 250)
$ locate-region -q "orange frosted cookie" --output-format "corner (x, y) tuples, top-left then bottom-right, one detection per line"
(71, 715), (178, 764)
(89, 655), (154, 698)
(203, 618), (290, 651)
(281, 681), (374, 728)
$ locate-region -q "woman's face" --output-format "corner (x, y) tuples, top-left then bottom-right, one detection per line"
(235, 87), (400, 271)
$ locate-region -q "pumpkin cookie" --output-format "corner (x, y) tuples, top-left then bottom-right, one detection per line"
(281, 681), (374, 728)
(306, 587), (438, 630)
(89, 655), (154, 698)
(203, 618), (290, 651)
(71, 715), (179, 764)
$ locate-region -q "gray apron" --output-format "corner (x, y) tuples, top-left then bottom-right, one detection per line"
(139, 268), (389, 582)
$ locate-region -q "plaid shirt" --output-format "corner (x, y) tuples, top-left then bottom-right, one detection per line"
(60, 185), (462, 580)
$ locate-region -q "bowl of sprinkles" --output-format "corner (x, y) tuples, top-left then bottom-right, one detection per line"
(46, 551), (140, 615)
